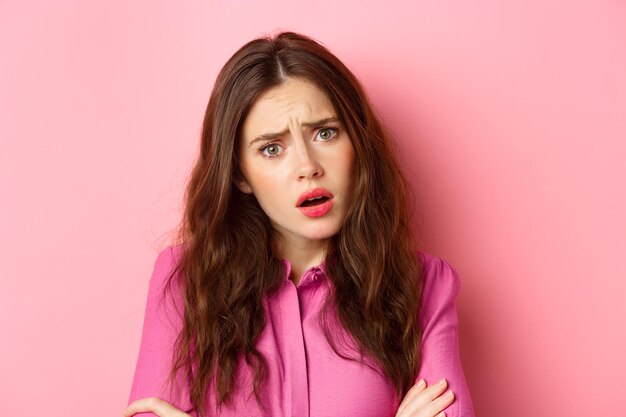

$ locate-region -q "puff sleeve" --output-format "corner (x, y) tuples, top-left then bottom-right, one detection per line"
(127, 246), (195, 416)
(416, 255), (475, 417)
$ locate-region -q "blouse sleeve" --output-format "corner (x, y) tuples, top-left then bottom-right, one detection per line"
(127, 246), (195, 417)
(416, 255), (475, 417)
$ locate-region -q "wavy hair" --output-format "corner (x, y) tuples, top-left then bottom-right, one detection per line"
(162, 31), (424, 416)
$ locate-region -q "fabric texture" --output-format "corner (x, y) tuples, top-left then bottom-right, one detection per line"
(127, 245), (475, 417)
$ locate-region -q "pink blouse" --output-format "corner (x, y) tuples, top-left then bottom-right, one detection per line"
(127, 245), (475, 417)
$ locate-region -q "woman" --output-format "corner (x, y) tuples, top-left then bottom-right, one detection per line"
(123, 31), (475, 417)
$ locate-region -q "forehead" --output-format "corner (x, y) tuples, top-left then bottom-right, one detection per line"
(241, 78), (336, 140)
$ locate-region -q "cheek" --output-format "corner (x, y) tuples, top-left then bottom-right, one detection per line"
(245, 170), (285, 205)
(337, 144), (356, 179)
(339, 146), (357, 201)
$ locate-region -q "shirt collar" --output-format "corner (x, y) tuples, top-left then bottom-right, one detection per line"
(280, 257), (328, 288)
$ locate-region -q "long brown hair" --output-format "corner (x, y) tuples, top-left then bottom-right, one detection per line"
(162, 31), (424, 416)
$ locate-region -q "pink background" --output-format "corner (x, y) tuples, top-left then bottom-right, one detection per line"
(1, 1), (624, 416)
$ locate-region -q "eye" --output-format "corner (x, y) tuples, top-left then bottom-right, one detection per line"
(258, 143), (284, 158)
(316, 127), (338, 141)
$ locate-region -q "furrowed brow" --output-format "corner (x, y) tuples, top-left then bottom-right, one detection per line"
(247, 116), (340, 148)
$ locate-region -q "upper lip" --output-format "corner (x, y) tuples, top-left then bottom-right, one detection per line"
(296, 187), (334, 207)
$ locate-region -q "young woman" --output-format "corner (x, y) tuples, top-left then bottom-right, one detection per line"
(123, 31), (475, 417)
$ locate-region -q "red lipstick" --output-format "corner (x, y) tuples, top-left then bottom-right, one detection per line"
(297, 188), (334, 218)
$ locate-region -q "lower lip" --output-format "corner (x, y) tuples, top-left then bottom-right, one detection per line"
(298, 198), (334, 218)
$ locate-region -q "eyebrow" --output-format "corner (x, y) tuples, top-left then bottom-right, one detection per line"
(247, 116), (341, 148)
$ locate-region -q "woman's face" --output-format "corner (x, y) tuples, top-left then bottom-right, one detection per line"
(236, 77), (356, 250)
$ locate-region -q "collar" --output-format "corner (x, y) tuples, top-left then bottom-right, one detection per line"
(280, 257), (328, 288)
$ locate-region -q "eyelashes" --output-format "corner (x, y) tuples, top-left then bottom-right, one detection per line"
(258, 143), (283, 158)
(257, 126), (340, 159)
(316, 126), (338, 141)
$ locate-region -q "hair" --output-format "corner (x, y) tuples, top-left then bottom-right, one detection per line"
(162, 31), (424, 416)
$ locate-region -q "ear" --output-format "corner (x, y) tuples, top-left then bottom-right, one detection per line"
(233, 173), (253, 194)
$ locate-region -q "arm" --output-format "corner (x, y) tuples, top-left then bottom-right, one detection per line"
(416, 255), (475, 417)
(127, 246), (195, 417)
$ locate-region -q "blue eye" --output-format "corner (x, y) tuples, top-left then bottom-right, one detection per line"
(259, 143), (283, 158)
(316, 127), (338, 141)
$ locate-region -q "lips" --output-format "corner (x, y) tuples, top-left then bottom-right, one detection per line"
(296, 188), (334, 207)
(296, 188), (335, 218)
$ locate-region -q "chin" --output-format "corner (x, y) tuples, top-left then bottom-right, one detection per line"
(303, 224), (342, 241)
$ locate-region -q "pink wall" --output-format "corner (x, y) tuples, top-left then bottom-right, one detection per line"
(1, 1), (624, 416)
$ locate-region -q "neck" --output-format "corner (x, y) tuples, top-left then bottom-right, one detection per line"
(274, 236), (328, 285)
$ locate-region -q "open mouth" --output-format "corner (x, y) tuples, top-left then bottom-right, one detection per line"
(299, 196), (331, 207)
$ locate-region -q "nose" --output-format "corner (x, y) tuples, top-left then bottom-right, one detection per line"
(296, 145), (323, 180)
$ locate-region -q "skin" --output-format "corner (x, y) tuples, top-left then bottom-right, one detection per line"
(123, 77), (455, 417)
(235, 76), (356, 284)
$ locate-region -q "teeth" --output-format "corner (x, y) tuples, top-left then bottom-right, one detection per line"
(307, 196), (324, 201)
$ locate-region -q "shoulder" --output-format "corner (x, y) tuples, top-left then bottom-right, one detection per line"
(154, 243), (184, 269)
(416, 251), (462, 324)
(146, 244), (186, 318)
(149, 244), (184, 286)
(417, 250), (462, 296)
